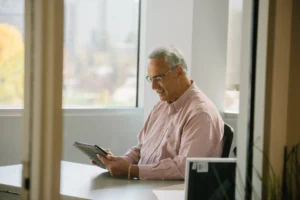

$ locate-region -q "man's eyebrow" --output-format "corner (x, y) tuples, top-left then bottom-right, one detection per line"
(148, 72), (162, 78)
(152, 74), (162, 78)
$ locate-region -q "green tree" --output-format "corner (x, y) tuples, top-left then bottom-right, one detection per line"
(0, 23), (24, 105)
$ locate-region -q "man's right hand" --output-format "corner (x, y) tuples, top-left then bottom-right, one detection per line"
(90, 149), (114, 167)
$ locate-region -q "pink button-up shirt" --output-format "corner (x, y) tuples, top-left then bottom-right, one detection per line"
(122, 82), (224, 180)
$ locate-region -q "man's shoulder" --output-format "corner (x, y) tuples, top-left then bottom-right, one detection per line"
(185, 92), (208, 111)
(184, 92), (221, 120)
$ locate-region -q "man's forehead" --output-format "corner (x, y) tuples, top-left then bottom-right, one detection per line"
(148, 56), (166, 64)
(147, 57), (169, 75)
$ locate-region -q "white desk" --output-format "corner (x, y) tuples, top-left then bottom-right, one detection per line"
(0, 161), (184, 200)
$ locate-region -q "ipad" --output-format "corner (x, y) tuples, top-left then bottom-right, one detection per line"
(73, 141), (108, 169)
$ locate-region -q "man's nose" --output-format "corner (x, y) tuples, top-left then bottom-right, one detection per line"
(152, 81), (159, 90)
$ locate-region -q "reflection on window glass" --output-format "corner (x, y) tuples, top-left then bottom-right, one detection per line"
(0, 0), (139, 107)
(63, 0), (139, 107)
(0, 0), (24, 106)
(225, 0), (242, 113)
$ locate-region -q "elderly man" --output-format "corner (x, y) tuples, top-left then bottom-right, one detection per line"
(94, 46), (224, 180)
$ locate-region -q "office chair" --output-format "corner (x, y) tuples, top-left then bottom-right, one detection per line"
(233, 147), (237, 157)
(221, 123), (234, 157)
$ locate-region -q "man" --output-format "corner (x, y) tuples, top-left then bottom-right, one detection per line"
(93, 46), (224, 180)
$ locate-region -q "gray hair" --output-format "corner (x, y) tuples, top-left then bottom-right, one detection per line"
(148, 46), (188, 73)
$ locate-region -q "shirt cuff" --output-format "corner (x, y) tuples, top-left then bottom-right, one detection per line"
(138, 165), (154, 180)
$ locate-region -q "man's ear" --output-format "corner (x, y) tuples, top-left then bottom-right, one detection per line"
(176, 65), (184, 76)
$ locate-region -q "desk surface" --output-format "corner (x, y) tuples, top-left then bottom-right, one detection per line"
(0, 161), (184, 200)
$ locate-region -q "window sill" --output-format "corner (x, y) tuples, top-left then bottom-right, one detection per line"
(0, 107), (143, 117)
(223, 111), (238, 119)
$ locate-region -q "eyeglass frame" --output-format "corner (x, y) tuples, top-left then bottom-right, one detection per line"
(145, 66), (178, 83)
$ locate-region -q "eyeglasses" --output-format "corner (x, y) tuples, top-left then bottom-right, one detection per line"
(145, 68), (174, 83)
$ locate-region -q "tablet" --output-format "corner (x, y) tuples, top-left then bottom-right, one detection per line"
(73, 141), (108, 169)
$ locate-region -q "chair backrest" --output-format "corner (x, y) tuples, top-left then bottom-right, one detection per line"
(221, 123), (234, 157)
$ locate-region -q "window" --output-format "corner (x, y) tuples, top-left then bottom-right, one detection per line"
(63, 0), (140, 107)
(225, 0), (242, 113)
(0, 0), (140, 107)
(0, 0), (25, 107)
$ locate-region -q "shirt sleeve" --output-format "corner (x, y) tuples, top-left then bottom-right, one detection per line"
(121, 144), (141, 164)
(138, 112), (223, 180)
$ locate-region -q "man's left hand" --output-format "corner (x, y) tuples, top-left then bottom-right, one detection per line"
(97, 154), (130, 177)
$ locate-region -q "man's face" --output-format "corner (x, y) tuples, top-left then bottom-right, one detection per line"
(147, 56), (178, 102)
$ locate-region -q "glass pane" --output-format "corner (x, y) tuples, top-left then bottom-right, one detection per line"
(0, 0), (25, 107)
(63, 0), (139, 107)
(0, 0), (24, 198)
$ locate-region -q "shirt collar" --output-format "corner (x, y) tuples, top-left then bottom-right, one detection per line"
(169, 81), (199, 112)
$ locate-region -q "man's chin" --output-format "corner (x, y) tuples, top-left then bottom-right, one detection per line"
(159, 95), (168, 101)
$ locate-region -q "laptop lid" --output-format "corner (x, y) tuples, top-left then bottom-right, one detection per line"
(185, 158), (237, 200)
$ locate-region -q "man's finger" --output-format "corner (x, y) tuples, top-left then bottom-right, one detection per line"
(97, 154), (109, 165)
(91, 160), (100, 167)
(97, 154), (104, 160)
(110, 171), (114, 177)
(105, 149), (113, 156)
(90, 160), (95, 165)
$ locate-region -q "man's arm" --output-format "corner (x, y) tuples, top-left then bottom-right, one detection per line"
(121, 144), (141, 164)
(138, 112), (223, 180)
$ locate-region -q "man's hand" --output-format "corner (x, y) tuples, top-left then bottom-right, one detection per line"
(90, 150), (139, 178)
(97, 154), (130, 177)
(90, 149), (114, 168)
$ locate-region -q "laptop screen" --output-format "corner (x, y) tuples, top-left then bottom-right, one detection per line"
(185, 158), (237, 200)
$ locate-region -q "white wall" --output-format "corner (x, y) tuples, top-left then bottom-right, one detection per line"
(0, 115), (22, 166)
(191, 0), (229, 112)
(0, 109), (144, 166)
(142, 0), (194, 119)
(63, 109), (144, 164)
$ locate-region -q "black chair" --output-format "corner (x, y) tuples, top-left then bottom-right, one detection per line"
(233, 147), (237, 157)
(221, 123), (234, 157)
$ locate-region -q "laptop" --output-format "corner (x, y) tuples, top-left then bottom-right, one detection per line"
(185, 158), (237, 200)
